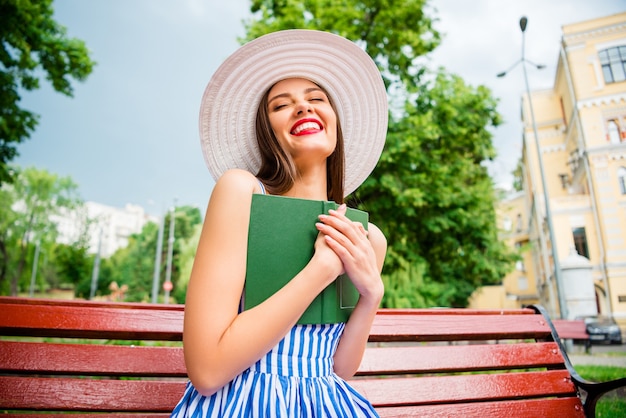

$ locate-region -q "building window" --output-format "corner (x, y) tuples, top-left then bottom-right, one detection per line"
(607, 120), (622, 144)
(619, 167), (626, 195)
(516, 213), (523, 232)
(572, 227), (590, 259)
(518, 276), (528, 291)
(599, 46), (626, 84)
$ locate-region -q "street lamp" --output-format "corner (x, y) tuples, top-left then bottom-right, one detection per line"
(163, 199), (177, 304)
(151, 208), (165, 304)
(497, 16), (568, 319)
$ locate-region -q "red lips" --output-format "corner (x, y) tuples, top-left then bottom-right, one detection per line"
(290, 118), (323, 136)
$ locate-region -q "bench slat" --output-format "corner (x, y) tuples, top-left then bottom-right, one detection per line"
(351, 370), (577, 406)
(8, 415), (171, 418)
(376, 308), (536, 315)
(0, 341), (186, 376)
(358, 341), (565, 375)
(0, 296), (184, 311)
(552, 319), (589, 340)
(1, 370), (577, 412)
(2, 340), (565, 378)
(0, 376), (186, 412)
(369, 313), (551, 342)
(0, 303), (183, 341)
(376, 397), (585, 417)
(9, 412), (171, 418)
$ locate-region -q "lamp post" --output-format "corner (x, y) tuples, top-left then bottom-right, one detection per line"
(163, 199), (177, 304)
(151, 209), (165, 304)
(497, 16), (568, 319)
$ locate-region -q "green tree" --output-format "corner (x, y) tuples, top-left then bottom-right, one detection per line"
(94, 205), (202, 303)
(246, 0), (439, 88)
(0, 0), (95, 185)
(0, 165), (82, 295)
(243, 0), (515, 307)
(54, 242), (92, 290)
(512, 158), (524, 192)
(356, 72), (516, 306)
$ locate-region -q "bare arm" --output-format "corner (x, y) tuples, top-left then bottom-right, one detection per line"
(183, 169), (342, 396)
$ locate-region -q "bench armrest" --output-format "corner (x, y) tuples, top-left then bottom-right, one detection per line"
(529, 304), (626, 417)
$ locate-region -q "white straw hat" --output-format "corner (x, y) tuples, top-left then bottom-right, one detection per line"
(199, 29), (388, 196)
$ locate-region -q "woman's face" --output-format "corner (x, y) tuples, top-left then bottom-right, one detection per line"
(266, 78), (337, 165)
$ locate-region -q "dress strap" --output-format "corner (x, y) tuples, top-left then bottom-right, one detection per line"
(257, 180), (267, 195)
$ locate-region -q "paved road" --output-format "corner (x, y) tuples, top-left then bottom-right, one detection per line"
(567, 342), (626, 368)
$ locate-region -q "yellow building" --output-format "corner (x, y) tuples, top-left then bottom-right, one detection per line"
(471, 12), (626, 329)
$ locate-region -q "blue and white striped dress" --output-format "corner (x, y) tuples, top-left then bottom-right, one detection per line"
(170, 322), (378, 417)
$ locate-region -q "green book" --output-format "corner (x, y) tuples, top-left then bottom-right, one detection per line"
(244, 194), (368, 325)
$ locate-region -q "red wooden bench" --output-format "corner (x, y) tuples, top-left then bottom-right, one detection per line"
(0, 296), (624, 417)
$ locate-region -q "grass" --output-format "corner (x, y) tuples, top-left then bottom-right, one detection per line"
(576, 365), (626, 417)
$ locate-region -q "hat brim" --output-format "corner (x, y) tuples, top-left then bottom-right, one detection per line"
(199, 29), (388, 197)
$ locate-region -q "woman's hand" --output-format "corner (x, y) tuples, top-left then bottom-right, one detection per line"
(315, 205), (384, 304)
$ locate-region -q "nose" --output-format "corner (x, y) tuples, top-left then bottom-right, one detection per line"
(295, 100), (312, 115)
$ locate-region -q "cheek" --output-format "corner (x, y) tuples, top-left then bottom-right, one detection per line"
(268, 114), (281, 132)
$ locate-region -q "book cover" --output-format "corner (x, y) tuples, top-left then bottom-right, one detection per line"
(244, 194), (368, 324)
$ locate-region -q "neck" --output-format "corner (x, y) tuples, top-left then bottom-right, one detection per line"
(283, 164), (328, 201)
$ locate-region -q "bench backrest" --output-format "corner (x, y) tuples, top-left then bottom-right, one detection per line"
(0, 297), (585, 417)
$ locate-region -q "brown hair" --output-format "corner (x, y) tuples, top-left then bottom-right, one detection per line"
(254, 81), (346, 203)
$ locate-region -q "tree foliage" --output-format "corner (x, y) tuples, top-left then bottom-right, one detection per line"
(94, 205), (202, 303)
(0, 165), (83, 295)
(244, 0), (515, 307)
(245, 0), (439, 88)
(355, 72), (516, 306)
(0, 0), (95, 185)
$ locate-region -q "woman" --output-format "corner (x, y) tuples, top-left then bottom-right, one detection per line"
(172, 29), (388, 417)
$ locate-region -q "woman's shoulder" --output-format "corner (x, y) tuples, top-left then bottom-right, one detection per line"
(212, 169), (264, 196)
(367, 222), (387, 266)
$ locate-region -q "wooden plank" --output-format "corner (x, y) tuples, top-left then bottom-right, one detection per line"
(376, 308), (535, 316)
(553, 319), (588, 340)
(351, 370), (577, 406)
(0, 341), (186, 376)
(0, 376), (186, 411)
(369, 313), (552, 342)
(6, 399), (585, 418)
(0, 303), (183, 341)
(376, 397), (585, 417)
(1, 371), (579, 412)
(357, 342), (565, 375)
(0, 415), (171, 418)
(0, 296), (184, 311)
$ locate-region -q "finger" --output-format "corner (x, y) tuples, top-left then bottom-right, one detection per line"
(319, 212), (365, 243)
(355, 222), (369, 237)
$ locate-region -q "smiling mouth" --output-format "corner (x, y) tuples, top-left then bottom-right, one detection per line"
(291, 121), (322, 136)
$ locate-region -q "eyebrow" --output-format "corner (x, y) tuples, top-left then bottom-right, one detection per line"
(267, 87), (325, 105)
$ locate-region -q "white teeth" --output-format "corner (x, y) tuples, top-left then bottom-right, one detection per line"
(292, 122), (320, 135)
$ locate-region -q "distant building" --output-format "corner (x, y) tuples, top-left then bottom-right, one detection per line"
(55, 201), (158, 258)
(471, 12), (626, 328)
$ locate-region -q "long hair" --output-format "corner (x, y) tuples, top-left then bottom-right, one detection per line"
(255, 81), (345, 203)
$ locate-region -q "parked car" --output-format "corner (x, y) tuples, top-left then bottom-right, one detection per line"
(579, 315), (623, 344)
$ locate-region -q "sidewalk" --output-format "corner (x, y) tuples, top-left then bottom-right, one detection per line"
(568, 353), (626, 368)
(564, 341), (626, 368)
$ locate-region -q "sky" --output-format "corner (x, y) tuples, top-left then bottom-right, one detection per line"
(15, 0), (626, 216)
